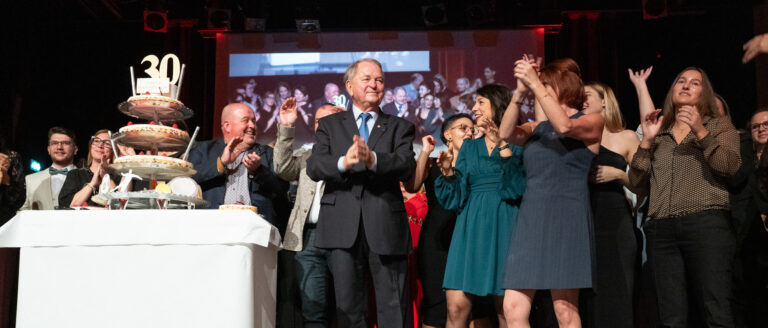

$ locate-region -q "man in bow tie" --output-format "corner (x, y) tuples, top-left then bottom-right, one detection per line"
(21, 127), (78, 210)
(306, 58), (416, 327)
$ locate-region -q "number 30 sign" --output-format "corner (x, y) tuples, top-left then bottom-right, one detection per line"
(141, 53), (181, 84)
(131, 53), (186, 99)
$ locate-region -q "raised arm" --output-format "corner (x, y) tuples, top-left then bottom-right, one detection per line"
(628, 67), (655, 122)
(516, 59), (602, 143)
(499, 55), (538, 145)
(404, 135), (435, 193)
(628, 109), (663, 192)
(498, 89), (532, 145)
(273, 97), (304, 181)
(434, 142), (470, 211)
(743, 33), (768, 63)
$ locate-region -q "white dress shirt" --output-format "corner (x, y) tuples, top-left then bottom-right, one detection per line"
(306, 181), (324, 224)
(336, 105), (378, 172)
(50, 164), (77, 198)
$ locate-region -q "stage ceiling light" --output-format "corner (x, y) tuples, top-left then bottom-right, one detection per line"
(422, 3), (448, 27)
(465, 4), (490, 26)
(208, 8), (232, 30)
(245, 18), (266, 32)
(643, 0), (668, 20)
(296, 19), (321, 33)
(144, 10), (168, 33)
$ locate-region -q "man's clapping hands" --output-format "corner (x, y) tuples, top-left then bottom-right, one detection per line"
(342, 135), (375, 170)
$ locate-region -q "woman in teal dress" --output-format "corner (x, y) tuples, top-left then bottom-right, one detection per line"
(435, 84), (526, 327)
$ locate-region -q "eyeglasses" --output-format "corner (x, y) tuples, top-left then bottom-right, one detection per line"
(91, 137), (111, 147)
(450, 124), (475, 134)
(751, 121), (768, 130)
(48, 140), (73, 147)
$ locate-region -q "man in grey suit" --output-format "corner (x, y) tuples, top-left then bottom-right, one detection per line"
(274, 99), (343, 328)
(21, 127), (78, 210)
(306, 59), (416, 327)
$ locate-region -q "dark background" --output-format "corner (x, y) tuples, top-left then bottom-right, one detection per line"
(1, 0), (764, 173)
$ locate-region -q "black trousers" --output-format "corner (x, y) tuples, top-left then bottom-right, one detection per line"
(327, 221), (408, 328)
(644, 210), (736, 328)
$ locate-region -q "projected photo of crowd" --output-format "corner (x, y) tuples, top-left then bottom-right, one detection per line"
(219, 31), (544, 151)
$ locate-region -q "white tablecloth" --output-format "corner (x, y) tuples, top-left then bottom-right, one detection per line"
(0, 209), (281, 328)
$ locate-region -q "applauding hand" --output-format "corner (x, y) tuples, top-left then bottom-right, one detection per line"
(221, 136), (244, 165)
(477, 116), (499, 143)
(242, 152), (262, 172)
(279, 97), (298, 127)
(343, 135), (375, 170)
(515, 54), (541, 95)
(0, 153), (9, 184)
(677, 105), (707, 138)
(514, 55), (542, 90)
(641, 109), (664, 146)
(437, 143), (455, 176)
(421, 135), (436, 157)
(0, 153), (9, 175)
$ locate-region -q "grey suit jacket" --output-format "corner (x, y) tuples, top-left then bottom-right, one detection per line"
(273, 125), (325, 251)
(21, 169), (56, 210)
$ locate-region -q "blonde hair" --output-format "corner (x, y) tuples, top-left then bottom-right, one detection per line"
(586, 82), (624, 133)
(87, 129), (114, 166)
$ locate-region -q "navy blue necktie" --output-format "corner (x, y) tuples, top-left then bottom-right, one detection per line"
(359, 112), (372, 143)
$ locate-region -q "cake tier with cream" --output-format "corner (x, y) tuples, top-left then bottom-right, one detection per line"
(119, 124), (189, 138)
(219, 204), (259, 214)
(127, 94), (184, 108)
(114, 155), (193, 169)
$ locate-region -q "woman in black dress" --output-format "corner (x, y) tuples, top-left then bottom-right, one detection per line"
(404, 113), (484, 328)
(581, 82), (641, 327)
(59, 129), (120, 208)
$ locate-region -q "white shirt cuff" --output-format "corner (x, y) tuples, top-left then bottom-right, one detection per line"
(337, 156), (346, 172)
(337, 152), (377, 172)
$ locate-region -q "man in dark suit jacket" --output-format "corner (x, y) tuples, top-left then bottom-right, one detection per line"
(310, 82), (340, 112)
(189, 103), (289, 229)
(306, 59), (416, 327)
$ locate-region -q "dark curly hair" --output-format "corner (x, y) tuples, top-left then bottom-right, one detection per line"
(440, 113), (476, 144)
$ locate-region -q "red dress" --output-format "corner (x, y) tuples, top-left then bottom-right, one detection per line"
(405, 193), (428, 327)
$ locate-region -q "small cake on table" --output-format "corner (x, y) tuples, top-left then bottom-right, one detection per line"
(218, 203), (258, 214)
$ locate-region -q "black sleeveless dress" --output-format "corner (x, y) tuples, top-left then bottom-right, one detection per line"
(584, 146), (637, 327)
(417, 158), (457, 326)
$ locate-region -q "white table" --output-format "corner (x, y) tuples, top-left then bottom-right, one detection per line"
(0, 209), (281, 328)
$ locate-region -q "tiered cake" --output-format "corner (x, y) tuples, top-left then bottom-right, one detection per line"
(95, 58), (206, 210)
